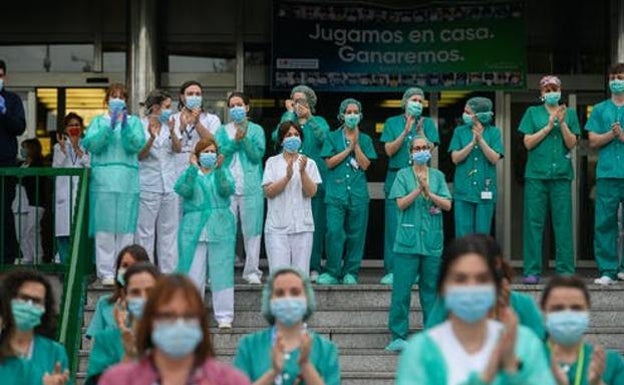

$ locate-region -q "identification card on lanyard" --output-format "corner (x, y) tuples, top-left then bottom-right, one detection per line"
(550, 342), (585, 385)
(342, 130), (359, 170)
(271, 324), (308, 385)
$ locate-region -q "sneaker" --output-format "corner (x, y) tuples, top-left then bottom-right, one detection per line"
(342, 274), (358, 285)
(385, 338), (408, 352)
(594, 276), (615, 286)
(317, 273), (339, 285)
(101, 277), (116, 286)
(244, 275), (262, 285)
(380, 273), (394, 285)
(310, 271), (319, 283)
(617, 272), (624, 281)
(218, 322), (232, 329)
(522, 275), (540, 285)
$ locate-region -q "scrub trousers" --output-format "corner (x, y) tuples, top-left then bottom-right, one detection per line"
(95, 232), (134, 279)
(522, 178), (574, 276)
(594, 179), (624, 279)
(55, 236), (70, 264)
(389, 253), (440, 341)
(309, 187), (326, 273)
(189, 240), (234, 324)
(383, 170), (399, 275)
(14, 206), (45, 263)
(324, 201), (369, 279)
(135, 191), (179, 273)
(231, 194), (262, 281)
(454, 199), (495, 238)
(266, 231), (313, 276)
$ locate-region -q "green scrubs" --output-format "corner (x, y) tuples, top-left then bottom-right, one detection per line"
(0, 357), (39, 384)
(546, 343), (624, 385)
(86, 328), (124, 383)
(388, 167), (451, 340)
(380, 115), (439, 275)
(29, 335), (72, 385)
(233, 328), (340, 385)
(519, 105), (580, 276)
(86, 294), (116, 338)
(272, 113), (330, 273)
(320, 129), (377, 280)
(448, 123), (503, 238)
(425, 290), (546, 340)
(396, 324), (555, 385)
(585, 100), (624, 279)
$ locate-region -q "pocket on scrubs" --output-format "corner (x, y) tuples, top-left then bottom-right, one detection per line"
(267, 209), (289, 231)
(424, 230), (443, 254)
(396, 223), (417, 247)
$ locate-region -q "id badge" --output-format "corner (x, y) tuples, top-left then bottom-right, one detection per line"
(481, 191), (493, 200)
(349, 158), (360, 169)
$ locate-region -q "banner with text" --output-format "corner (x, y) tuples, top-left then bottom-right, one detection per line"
(272, 1), (526, 92)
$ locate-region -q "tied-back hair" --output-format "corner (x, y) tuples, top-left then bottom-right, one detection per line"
(107, 244), (150, 304)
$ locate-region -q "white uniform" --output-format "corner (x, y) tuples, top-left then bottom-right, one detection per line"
(171, 111), (221, 179)
(136, 118), (180, 273)
(52, 142), (89, 236)
(262, 153), (322, 275)
(12, 164), (44, 263)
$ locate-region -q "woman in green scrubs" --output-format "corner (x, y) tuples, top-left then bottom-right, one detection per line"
(396, 235), (555, 385)
(449, 97), (503, 238)
(234, 267), (340, 385)
(541, 275), (624, 385)
(385, 136), (452, 352)
(519, 75), (580, 284)
(380, 87), (440, 285)
(86, 262), (160, 385)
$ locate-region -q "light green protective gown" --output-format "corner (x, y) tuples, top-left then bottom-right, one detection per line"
(380, 115), (440, 275)
(425, 291), (546, 340)
(396, 324), (555, 385)
(233, 328), (340, 385)
(175, 165), (236, 292)
(82, 114), (146, 235)
(28, 335), (72, 385)
(215, 122), (265, 237)
(320, 128), (377, 280)
(86, 327), (124, 382)
(585, 99), (624, 279)
(388, 166), (451, 339)
(86, 294), (116, 338)
(273, 112), (330, 273)
(545, 342), (624, 385)
(449, 123), (503, 238)
(518, 105), (580, 276)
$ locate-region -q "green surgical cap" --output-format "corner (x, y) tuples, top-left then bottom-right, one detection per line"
(466, 97), (493, 114)
(291, 85), (318, 110)
(401, 87), (425, 108)
(338, 98), (362, 116)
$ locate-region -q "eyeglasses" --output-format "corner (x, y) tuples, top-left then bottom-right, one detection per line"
(412, 146), (428, 151)
(16, 293), (45, 306)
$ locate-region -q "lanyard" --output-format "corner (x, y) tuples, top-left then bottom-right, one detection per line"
(549, 342), (585, 385)
(68, 144), (78, 166)
(270, 325), (307, 385)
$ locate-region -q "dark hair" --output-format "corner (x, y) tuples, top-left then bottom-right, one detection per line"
(136, 274), (214, 362)
(0, 60), (6, 75)
(144, 89), (171, 111)
(469, 234), (513, 282)
(22, 138), (43, 164)
(180, 80), (202, 96)
(123, 262), (161, 292)
(108, 244), (150, 304)
(276, 120), (304, 145)
(63, 112), (84, 129)
(1, 268), (56, 338)
(540, 275), (591, 309)
(609, 63), (624, 75)
(0, 285), (17, 360)
(437, 235), (501, 294)
(227, 91), (250, 106)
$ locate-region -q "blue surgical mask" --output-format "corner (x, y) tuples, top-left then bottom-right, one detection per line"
(159, 108), (172, 123)
(270, 297), (307, 326)
(108, 98), (126, 112)
(546, 310), (589, 346)
(411, 150), (431, 165)
(282, 136), (302, 153)
(229, 106), (247, 123)
(152, 318), (203, 359)
(11, 299), (45, 331)
(445, 284), (495, 324)
(462, 113), (474, 125)
(199, 152), (217, 169)
(406, 100), (423, 117)
(544, 91), (561, 106)
(344, 113), (361, 129)
(117, 268), (127, 286)
(185, 95), (202, 110)
(610, 79), (624, 94)
(475, 111), (493, 124)
(126, 297), (146, 320)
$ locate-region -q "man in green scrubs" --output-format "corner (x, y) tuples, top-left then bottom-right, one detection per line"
(449, 97), (503, 237)
(586, 63), (624, 285)
(519, 75), (580, 284)
(380, 87), (440, 285)
(317, 98), (377, 285)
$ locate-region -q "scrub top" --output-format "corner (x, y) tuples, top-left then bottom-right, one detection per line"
(380, 115), (440, 169)
(584, 99), (624, 179)
(448, 124), (504, 203)
(87, 328), (124, 381)
(30, 335), (72, 385)
(396, 323), (555, 385)
(389, 167), (451, 257)
(86, 294), (117, 338)
(320, 129), (377, 206)
(233, 328), (340, 385)
(425, 290), (546, 340)
(518, 105), (580, 180)
(138, 117), (178, 194)
(0, 357), (39, 384)
(546, 343), (624, 385)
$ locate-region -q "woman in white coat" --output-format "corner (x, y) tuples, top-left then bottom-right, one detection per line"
(262, 121), (321, 275)
(52, 112), (89, 263)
